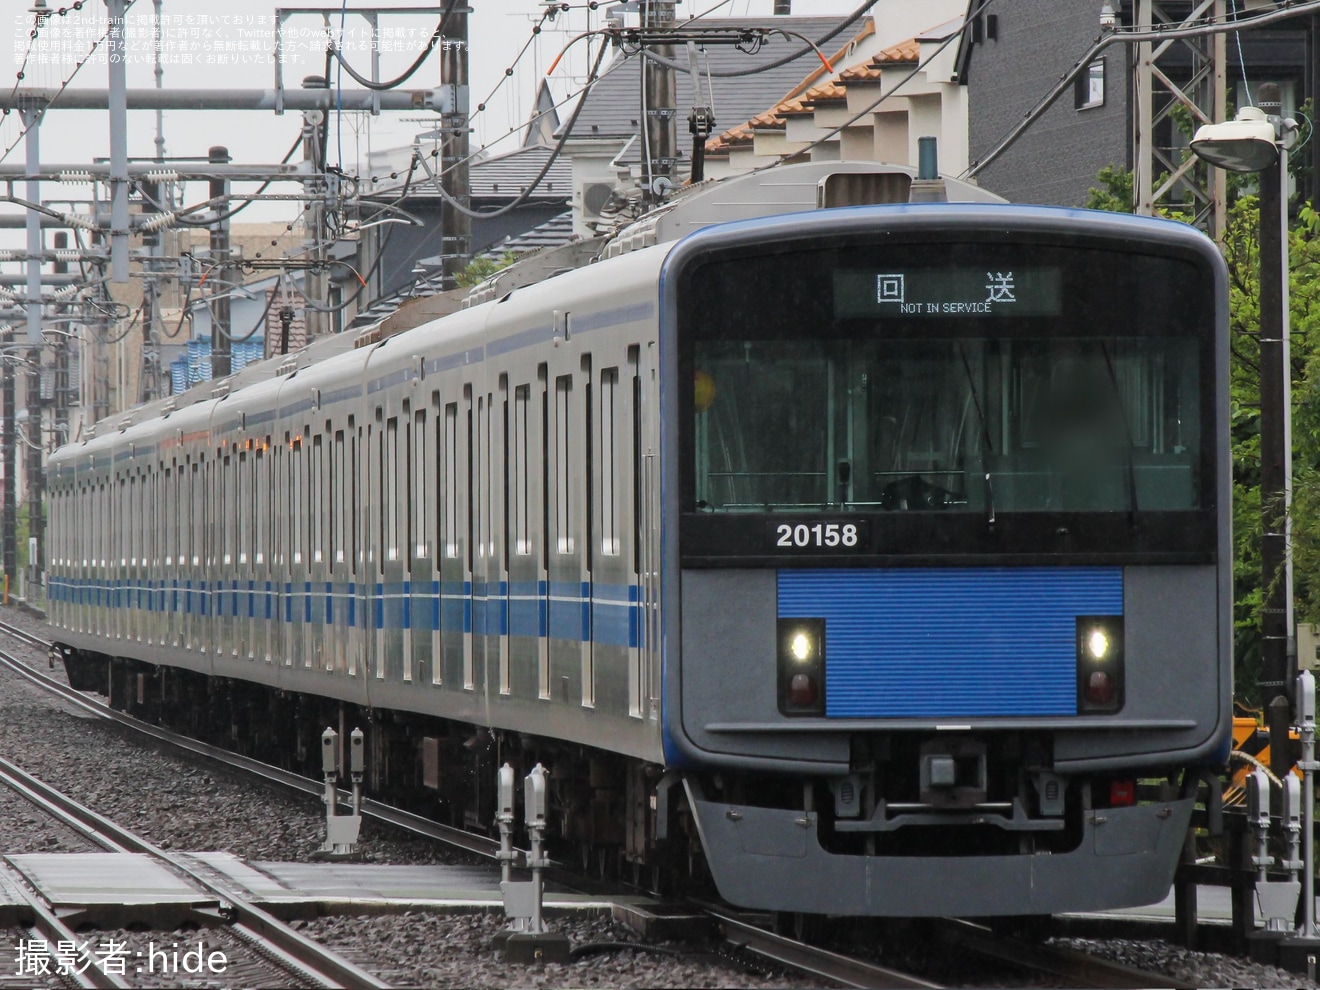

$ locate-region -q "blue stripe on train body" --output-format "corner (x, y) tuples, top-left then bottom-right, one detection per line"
(78, 576), (642, 650)
(778, 566), (1123, 718)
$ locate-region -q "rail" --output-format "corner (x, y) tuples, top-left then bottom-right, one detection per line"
(0, 753), (390, 989)
(706, 907), (943, 989)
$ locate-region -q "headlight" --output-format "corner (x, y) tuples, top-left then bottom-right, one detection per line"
(790, 631), (814, 662)
(1076, 615), (1124, 713)
(778, 619), (826, 716)
(1086, 627), (1110, 661)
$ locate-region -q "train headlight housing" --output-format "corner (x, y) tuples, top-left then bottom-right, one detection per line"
(1086, 628), (1110, 661)
(778, 619), (825, 716)
(1076, 616), (1124, 713)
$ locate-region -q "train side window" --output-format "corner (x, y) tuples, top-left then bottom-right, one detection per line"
(632, 370), (642, 576)
(501, 381), (510, 572)
(412, 410), (427, 562)
(443, 403), (459, 558)
(125, 473), (134, 566)
(555, 375), (573, 554)
(313, 433), (326, 564)
(238, 450), (249, 565)
(584, 358), (593, 573)
(383, 416), (398, 564)
(466, 388), (475, 571)
(351, 424), (360, 572)
(254, 444), (266, 566)
(541, 372), (550, 563)
(333, 430), (345, 565)
(600, 368), (620, 556)
(513, 385), (530, 554)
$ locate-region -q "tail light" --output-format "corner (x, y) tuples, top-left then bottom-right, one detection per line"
(1076, 615), (1124, 713)
(1108, 779), (1137, 806)
(778, 618), (825, 716)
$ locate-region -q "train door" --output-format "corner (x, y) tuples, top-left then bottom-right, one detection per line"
(637, 345), (660, 721)
(364, 414), (383, 684)
(496, 378), (511, 697)
(592, 363), (629, 715)
(548, 370), (585, 706)
(252, 440), (268, 661)
(409, 404), (433, 688)
(329, 426), (347, 674)
(351, 420), (366, 680)
(462, 387), (475, 691)
(474, 390), (493, 699)
(580, 356), (595, 708)
(308, 428), (329, 673)
(380, 409), (405, 683)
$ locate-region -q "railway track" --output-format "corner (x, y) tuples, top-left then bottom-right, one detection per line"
(0, 615), (1195, 989)
(0, 754), (389, 989)
(933, 918), (1197, 989)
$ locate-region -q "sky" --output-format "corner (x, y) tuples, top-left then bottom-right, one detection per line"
(0, 0), (873, 239)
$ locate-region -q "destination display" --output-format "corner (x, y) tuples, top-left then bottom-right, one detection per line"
(834, 267), (1063, 319)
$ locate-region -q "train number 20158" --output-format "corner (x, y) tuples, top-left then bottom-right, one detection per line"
(775, 522), (860, 549)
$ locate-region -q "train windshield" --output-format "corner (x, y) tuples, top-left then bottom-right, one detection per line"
(678, 236), (1218, 532)
(692, 335), (1200, 514)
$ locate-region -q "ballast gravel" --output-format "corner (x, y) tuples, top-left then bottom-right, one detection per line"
(0, 606), (463, 865)
(1050, 936), (1320, 990)
(295, 911), (810, 989)
(4, 606), (1320, 989)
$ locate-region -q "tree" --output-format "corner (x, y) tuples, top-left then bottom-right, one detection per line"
(1085, 165), (1320, 701)
(454, 251), (520, 288)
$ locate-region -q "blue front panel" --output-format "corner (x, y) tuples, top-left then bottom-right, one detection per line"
(778, 567), (1123, 718)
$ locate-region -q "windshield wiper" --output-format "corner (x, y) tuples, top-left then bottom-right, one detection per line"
(1099, 342), (1140, 530)
(956, 343), (996, 529)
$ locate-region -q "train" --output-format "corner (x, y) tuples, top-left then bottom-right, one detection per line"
(44, 162), (1231, 918)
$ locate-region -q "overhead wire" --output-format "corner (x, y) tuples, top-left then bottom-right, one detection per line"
(135, 131), (306, 228)
(1228, 0), (1252, 106)
(326, 0), (461, 91)
(635, 0), (872, 77)
(471, 5), (558, 124)
(760, 0), (1000, 172)
(963, 0), (1320, 179)
(0, 0), (139, 168)
(418, 35), (611, 220)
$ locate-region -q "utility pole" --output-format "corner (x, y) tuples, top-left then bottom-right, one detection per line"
(642, 1), (677, 205)
(1132, 0), (1226, 236)
(208, 146), (232, 379)
(20, 88), (43, 601)
(301, 77), (330, 340)
(1256, 82), (1295, 775)
(51, 233), (70, 447)
(440, 4), (471, 290)
(139, 178), (163, 402)
(106, 0), (129, 282)
(152, 0), (165, 162)
(26, 348), (44, 596)
(2, 343), (14, 591)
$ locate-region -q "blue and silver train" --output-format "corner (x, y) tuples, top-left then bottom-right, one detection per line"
(45, 170), (1230, 917)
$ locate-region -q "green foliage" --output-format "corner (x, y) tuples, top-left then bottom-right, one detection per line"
(454, 251), (520, 289)
(1086, 163), (1320, 703)
(1084, 165), (1134, 213)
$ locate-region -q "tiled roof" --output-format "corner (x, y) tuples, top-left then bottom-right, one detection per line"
(837, 39), (920, 82)
(481, 210), (575, 257)
(564, 16), (857, 142)
(469, 144), (571, 201)
(705, 34), (919, 157)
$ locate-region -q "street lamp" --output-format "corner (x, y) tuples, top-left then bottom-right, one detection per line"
(1190, 106), (1292, 172)
(1192, 85), (1311, 948)
(1192, 89), (1299, 727)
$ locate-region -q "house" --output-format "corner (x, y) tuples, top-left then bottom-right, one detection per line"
(959, 0), (1317, 209)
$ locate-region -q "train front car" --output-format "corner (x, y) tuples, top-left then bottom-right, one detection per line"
(660, 205), (1230, 917)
